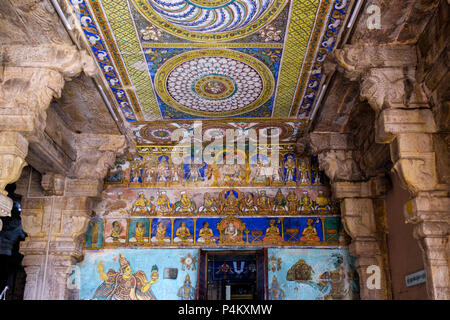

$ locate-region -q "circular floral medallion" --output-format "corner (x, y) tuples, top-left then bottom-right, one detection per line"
(139, 122), (177, 144)
(155, 49), (274, 117)
(194, 75), (236, 100)
(132, 0), (287, 42)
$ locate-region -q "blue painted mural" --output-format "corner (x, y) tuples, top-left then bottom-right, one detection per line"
(267, 248), (360, 300)
(78, 249), (198, 300)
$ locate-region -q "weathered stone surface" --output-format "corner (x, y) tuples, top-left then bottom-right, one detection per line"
(350, 0), (439, 45)
(375, 109), (437, 144)
(70, 133), (127, 181)
(0, 45), (97, 78)
(20, 175), (100, 300)
(404, 192), (450, 299)
(0, 131), (28, 198)
(333, 176), (389, 200)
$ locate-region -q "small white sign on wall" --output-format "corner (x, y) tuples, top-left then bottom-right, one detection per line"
(405, 270), (426, 287)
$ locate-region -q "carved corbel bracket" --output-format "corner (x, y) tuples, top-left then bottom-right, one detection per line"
(309, 132), (362, 183)
(390, 133), (439, 194)
(317, 150), (362, 183)
(0, 131), (28, 196)
(70, 134), (127, 182)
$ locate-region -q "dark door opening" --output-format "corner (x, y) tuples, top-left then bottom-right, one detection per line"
(197, 249), (267, 300)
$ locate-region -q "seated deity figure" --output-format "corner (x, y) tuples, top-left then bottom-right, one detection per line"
(284, 155), (297, 185)
(197, 222), (216, 244)
(298, 191), (313, 213)
(151, 222), (170, 243)
(131, 222), (146, 243)
(263, 219), (282, 243)
(300, 218), (320, 242)
(286, 191), (299, 212)
(174, 221), (193, 243)
(106, 221), (125, 243)
(156, 157), (169, 182)
(241, 193), (258, 214)
(298, 158), (311, 185)
(110, 221), (122, 241)
(132, 192), (148, 213)
(272, 189), (288, 213)
(156, 191), (172, 215)
(256, 191), (271, 212)
(198, 193), (217, 214)
(221, 192), (240, 214)
(315, 190), (331, 212)
(224, 222), (238, 239)
(175, 192), (196, 214)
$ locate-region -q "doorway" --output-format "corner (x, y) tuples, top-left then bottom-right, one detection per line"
(197, 249), (267, 300)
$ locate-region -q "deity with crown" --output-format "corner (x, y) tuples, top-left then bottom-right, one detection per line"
(93, 254), (158, 300)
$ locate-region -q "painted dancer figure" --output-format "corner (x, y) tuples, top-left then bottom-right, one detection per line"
(93, 254), (158, 300)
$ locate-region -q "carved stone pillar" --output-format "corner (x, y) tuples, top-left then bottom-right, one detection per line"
(333, 177), (390, 300)
(404, 193), (450, 300)
(20, 174), (101, 300)
(0, 45), (97, 228)
(334, 44), (450, 299)
(310, 132), (390, 299)
(0, 131), (29, 224)
(18, 133), (126, 299)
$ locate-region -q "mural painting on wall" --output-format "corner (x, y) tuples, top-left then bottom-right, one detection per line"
(101, 183), (336, 217)
(268, 249), (360, 300)
(106, 152), (326, 189)
(92, 254), (158, 300)
(86, 151), (349, 249)
(79, 249), (199, 300)
(86, 216), (348, 249)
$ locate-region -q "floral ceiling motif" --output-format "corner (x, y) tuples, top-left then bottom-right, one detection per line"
(71, 0), (350, 144)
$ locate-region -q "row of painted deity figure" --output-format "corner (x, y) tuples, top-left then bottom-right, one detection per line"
(106, 154), (324, 187)
(103, 218), (322, 247)
(130, 189), (335, 216)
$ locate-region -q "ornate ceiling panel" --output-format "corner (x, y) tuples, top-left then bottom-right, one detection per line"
(132, 119), (306, 145)
(70, 0), (350, 143)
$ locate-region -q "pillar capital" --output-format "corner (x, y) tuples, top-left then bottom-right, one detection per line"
(333, 175), (389, 200)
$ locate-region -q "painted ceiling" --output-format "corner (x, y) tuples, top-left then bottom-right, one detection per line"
(70, 0), (350, 144)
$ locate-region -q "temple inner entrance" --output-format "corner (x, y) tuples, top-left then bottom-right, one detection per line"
(200, 250), (265, 300)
